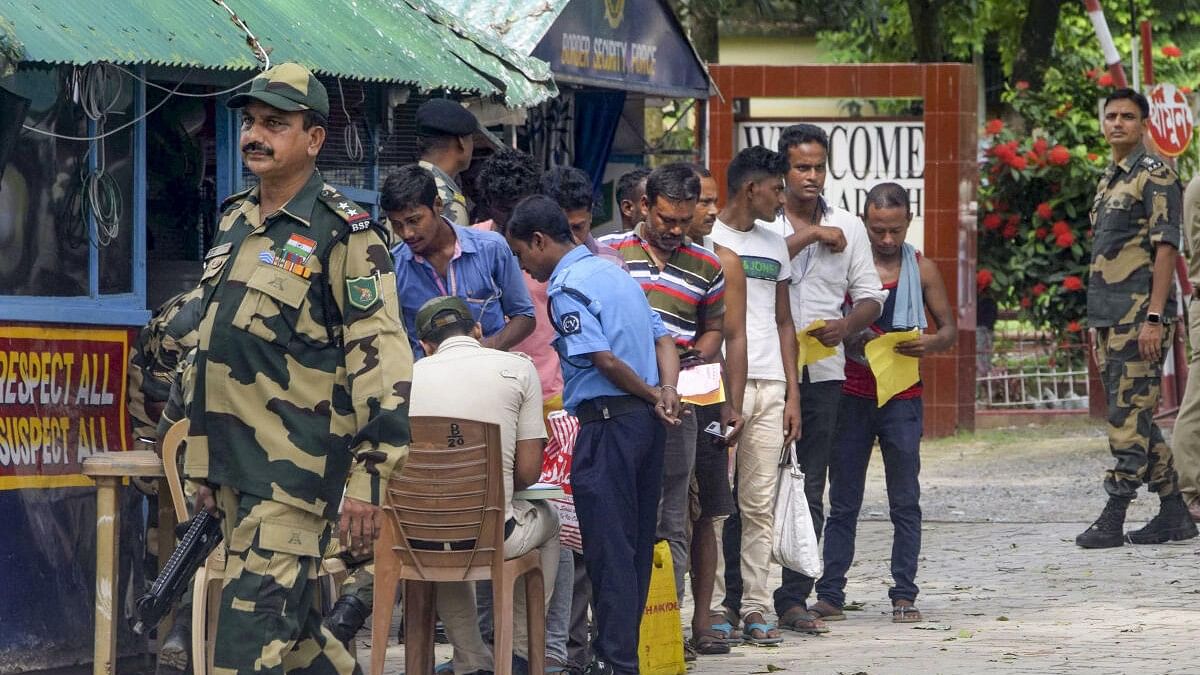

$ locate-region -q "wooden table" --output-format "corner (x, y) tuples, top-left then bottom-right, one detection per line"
(82, 450), (167, 675)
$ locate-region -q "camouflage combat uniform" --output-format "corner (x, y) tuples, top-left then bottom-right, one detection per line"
(128, 287), (204, 444)
(186, 168), (413, 674)
(1088, 143), (1183, 500)
(419, 159), (470, 226)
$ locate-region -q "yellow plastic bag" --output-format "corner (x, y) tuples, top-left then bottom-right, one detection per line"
(638, 540), (686, 675)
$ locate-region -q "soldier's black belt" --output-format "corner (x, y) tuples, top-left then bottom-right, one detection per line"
(576, 395), (650, 424)
(408, 518), (516, 551)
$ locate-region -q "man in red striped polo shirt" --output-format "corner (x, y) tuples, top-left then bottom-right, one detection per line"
(599, 163), (726, 641)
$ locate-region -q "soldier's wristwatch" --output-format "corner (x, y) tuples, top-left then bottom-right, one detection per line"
(1146, 312), (1162, 325)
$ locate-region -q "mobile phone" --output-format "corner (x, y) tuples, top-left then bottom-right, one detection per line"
(704, 421), (728, 438)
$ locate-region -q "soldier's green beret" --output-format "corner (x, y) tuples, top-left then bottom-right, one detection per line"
(415, 296), (474, 340)
(416, 98), (479, 137)
(227, 62), (330, 118)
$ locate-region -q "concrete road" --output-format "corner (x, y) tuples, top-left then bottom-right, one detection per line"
(360, 418), (1200, 674)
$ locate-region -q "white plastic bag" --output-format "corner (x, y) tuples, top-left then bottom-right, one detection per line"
(771, 443), (822, 577)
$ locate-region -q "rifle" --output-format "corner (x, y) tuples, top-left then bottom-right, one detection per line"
(132, 510), (223, 635)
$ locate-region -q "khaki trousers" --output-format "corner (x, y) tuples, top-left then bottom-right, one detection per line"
(712, 378), (786, 620)
(438, 500), (560, 672)
(1173, 299), (1200, 506)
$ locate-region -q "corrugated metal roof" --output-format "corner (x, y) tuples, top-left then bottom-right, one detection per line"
(429, 0), (570, 55)
(1, 0), (555, 107)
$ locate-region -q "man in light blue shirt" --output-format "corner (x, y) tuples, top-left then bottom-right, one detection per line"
(384, 165), (535, 357)
(505, 194), (681, 675)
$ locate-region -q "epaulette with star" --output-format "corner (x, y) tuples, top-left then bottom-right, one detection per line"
(1140, 155), (1165, 172)
(318, 185), (374, 232)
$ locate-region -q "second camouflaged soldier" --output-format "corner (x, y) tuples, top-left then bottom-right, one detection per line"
(185, 63), (413, 673)
(1076, 88), (1199, 549)
(416, 98), (480, 226)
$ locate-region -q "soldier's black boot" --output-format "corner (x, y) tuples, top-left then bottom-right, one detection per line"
(156, 620), (190, 674)
(323, 595), (369, 647)
(1075, 497), (1129, 548)
(1126, 493), (1200, 544)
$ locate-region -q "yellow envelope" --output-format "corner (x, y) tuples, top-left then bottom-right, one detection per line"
(797, 319), (838, 366)
(865, 329), (921, 407)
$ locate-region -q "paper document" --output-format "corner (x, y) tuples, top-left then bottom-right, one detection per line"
(677, 362), (722, 396)
(682, 380), (726, 406)
(797, 320), (838, 366)
(514, 482), (566, 500)
(865, 329), (921, 407)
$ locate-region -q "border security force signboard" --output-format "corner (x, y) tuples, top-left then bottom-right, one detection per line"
(0, 325), (130, 489)
(737, 119), (926, 250)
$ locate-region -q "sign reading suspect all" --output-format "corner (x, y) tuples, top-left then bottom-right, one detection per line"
(0, 325), (131, 489)
(737, 119), (927, 248)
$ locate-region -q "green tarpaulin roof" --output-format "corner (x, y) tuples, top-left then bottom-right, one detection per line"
(1, 0), (555, 107)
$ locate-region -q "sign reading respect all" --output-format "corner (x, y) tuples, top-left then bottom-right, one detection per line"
(0, 325), (131, 489)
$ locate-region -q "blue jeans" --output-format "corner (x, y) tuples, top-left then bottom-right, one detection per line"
(816, 394), (923, 607)
(545, 546), (574, 663)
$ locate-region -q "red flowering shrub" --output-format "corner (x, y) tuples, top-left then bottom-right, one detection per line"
(979, 81), (1103, 336)
(977, 269), (994, 291)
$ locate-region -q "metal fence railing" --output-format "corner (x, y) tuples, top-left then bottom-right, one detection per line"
(977, 323), (1089, 410)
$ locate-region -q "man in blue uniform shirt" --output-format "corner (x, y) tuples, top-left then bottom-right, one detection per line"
(505, 194), (682, 675)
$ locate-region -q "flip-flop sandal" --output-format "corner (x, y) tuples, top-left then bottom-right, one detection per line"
(778, 607), (830, 634)
(741, 615), (784, 646)
(709, 620), (743, 645)
(809, 600), (846, 622)
(688, 633), (732, 655)
(434, 660), (454, 674)
(545, 655), (571, 673)
(892, 604), (923, 623)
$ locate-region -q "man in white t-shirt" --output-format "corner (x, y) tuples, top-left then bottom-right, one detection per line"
(409, 296), (560, 674)
(762, 124), (886, 634)
(708, 146), (800, 645)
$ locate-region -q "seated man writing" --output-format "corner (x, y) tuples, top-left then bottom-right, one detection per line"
(409, 295), (561, 675)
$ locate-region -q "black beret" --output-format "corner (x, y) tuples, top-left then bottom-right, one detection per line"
(416, 98), (479, 137)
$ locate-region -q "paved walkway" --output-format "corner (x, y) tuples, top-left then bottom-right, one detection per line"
(358, 419), (1200, 674)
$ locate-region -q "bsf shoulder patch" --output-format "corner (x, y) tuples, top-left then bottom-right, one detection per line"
(349, 218), (373, 233)
(559, 311), (582, 335)
(347, 275), (382, 310)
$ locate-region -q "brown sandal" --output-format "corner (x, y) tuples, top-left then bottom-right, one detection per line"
(892, 600), (923, 623)
(778, 606), (830, 634)
(809, 600), (846, 622)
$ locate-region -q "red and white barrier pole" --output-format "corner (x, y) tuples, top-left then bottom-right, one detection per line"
(1082, 0), (1129, 88)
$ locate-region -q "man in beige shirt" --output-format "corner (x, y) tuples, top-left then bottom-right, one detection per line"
(409, 296), (560, 673)
(1171, 175), (1200, 523)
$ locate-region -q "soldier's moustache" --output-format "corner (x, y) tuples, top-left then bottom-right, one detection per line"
(242, 142), (273, 156)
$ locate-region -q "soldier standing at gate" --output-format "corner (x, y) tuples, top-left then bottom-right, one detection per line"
(185, 62), (413, 673)
(1076, 88), (1198, 549)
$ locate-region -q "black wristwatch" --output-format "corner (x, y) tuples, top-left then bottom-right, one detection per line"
(1146, 312), (1162, 325)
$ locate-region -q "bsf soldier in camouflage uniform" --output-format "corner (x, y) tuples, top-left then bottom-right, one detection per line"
(128, 287), (204, 445)
(416, 98), (480, 226)
(185, 63), (413, 674)
(1076, 88), (1198, 549)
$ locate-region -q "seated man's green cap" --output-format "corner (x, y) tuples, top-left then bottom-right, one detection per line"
(415, 296), (474, 340)
(227, 63), (329, 118)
